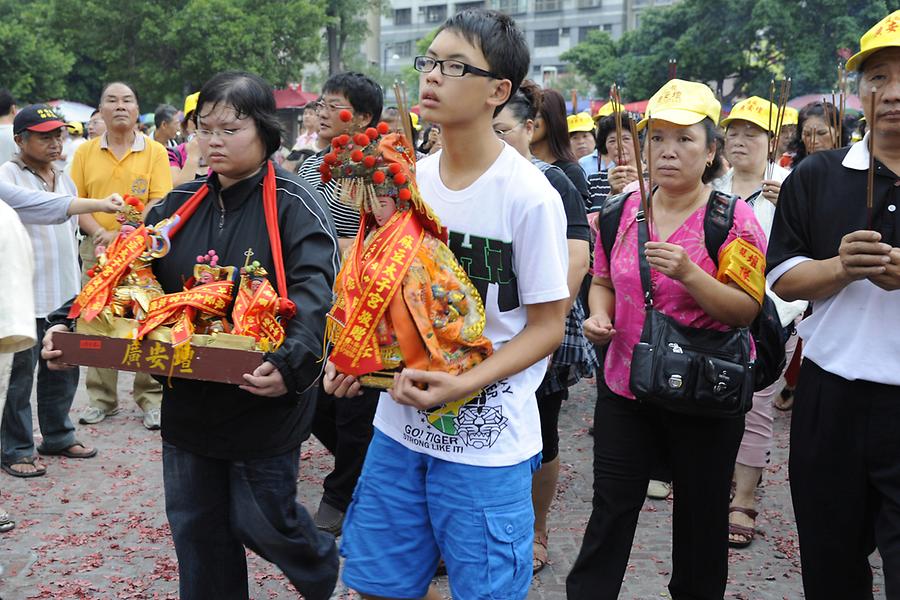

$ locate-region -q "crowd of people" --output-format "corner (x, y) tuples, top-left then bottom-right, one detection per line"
(0, 6), (898, 600)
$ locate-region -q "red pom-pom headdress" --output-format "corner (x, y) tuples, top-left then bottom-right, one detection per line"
(319, 112), (445, 240)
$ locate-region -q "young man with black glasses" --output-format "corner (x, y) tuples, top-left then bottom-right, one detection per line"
(324, 9), (569, 600)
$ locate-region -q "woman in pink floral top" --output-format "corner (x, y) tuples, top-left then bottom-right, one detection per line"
(567, 80), (768, 600)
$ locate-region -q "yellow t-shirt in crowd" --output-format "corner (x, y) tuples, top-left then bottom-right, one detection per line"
(70, 132), (173, 231)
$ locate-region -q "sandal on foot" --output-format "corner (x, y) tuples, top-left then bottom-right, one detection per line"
(1, 457), (47, 478)
(533, 535), (549, 575)
(728, 506), (758, 549)
(37, 442), (97, 459)
(774, 388), (794, 411)
(0, 511), (14, 533)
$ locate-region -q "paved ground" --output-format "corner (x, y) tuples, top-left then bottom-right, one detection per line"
(0, 371), (886, 599)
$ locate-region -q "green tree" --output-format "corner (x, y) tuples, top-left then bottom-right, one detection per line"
(325, 0), (386, 75)
(562, 0), (889, 103)
(51, 0), (327, 108)
(754, 0), (888, 95)
(0, 0), (74, 102)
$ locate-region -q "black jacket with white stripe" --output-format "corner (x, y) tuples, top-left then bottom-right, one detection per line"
(144, 163), (338, 459)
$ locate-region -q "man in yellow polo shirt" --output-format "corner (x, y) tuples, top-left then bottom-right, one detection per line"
(71, 81), (172, 430)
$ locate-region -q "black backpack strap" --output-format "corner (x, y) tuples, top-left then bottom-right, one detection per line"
(703, 190), (738, 267)
(598, 191), (630, 266)
(635, 208), (653, 308)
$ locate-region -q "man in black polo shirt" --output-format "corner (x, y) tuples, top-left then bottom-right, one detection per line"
(296, 72), (383, 536)
(766, 11), (900, 599)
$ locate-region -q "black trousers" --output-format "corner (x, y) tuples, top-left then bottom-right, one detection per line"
(311, 384), (379, 512)
(163, 442), (339, 600)
(567, 382), (744, 600)
(790, 360), (900, 600)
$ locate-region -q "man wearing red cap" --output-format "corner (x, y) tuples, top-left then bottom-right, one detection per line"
(0, 105), (96, 479)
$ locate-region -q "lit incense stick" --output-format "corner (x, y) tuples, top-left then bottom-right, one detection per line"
(867, 89), (877, 229)
(629, 119), (649, 225)
(646, 113), (653, 238)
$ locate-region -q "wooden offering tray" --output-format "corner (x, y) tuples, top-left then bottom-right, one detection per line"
(359, 370), (398, 390)
(53, 331), (264, 385)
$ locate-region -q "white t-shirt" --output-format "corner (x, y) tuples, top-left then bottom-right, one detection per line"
(373, 143), (570, 467)
(0, 200), (36, 355)
(767, 137), (900, 385)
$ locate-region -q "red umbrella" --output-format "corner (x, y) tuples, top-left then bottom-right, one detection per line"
(788, 93), (862, 111)
(273, 84), (318, 109)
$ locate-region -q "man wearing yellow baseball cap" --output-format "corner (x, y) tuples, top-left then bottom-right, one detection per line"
(767, 10), (900, 600)
(568, 78), (770, 599)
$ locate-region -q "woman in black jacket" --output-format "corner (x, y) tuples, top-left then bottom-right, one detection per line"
(43, 71), (340, 600)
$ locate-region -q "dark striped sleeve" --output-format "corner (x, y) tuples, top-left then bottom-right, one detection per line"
(297, 151), (361, 238)
(587, 170), (610, 212)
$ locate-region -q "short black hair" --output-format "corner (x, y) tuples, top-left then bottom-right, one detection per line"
(538, 88), (576, 163)
(0, 89), (15, 116)
(596, 113), (637, 156)
(504, 79), (541, 123)
(154, 104), (178, 128)
(89, 109), (100, 118)
(100, 81), (140, 106)
(438, 8), (529, 116)
(196, 71), (283, 158)
(322, 72), (383, 128)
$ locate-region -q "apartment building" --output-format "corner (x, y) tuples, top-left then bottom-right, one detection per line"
(379, 0), (677, 82)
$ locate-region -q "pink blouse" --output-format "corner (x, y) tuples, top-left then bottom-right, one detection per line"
(592, 191), (767, 399)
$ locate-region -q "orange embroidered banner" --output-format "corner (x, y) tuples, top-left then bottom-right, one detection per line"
(330, 210), (424, 375)
(232, 278), (285, 349)
(69, 227), (149, 321)
(137, 281), (234, 345)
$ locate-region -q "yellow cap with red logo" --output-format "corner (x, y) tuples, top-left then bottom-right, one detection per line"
(637, 79), (720, 131)
(721, 96), (779, 133)
(567, 112), (595, 134)
(846, 10), (900, 72)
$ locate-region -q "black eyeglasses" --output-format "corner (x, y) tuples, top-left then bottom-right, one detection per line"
(414, 55), (499, 79)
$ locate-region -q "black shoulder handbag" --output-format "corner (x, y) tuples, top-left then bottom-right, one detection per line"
(628, 207), (754, 418)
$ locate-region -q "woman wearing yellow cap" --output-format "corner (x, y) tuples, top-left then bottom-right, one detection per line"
(568, 79), (768, 599)
(713, 96), (808, 549)
(588, 112), (641, 208)
(567, 111), (597, 161)
(169, 92), (207, 187)
(776, 106), (798, 163)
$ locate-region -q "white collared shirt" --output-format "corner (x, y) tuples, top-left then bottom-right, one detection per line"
(713, 164), (808, 326)
(0, 200), (36, 353)
(767, 136), (900, 385)
(0, 159), (80, 318)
